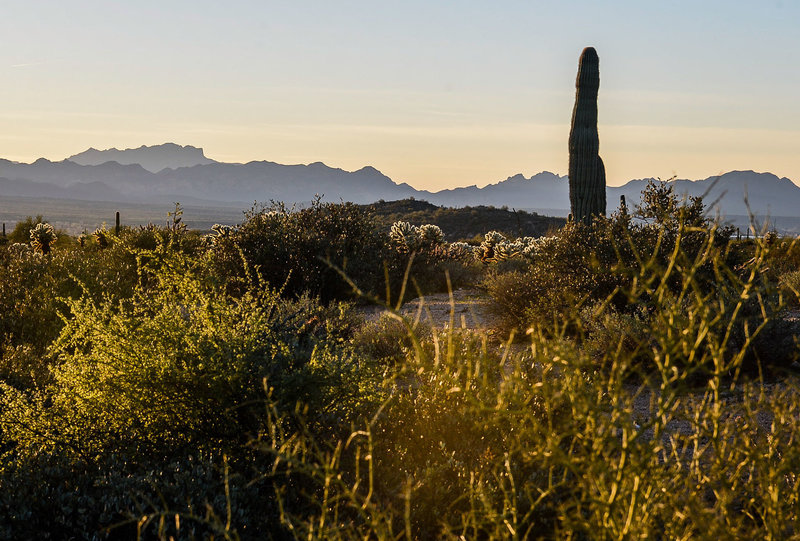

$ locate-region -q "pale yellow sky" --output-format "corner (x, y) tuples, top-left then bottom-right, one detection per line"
(3, 1), (799, 191)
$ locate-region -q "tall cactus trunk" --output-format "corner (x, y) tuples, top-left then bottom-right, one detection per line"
(568, 47), (606, 224)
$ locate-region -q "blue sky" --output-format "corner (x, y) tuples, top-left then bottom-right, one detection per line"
(2, 1), (799, 189)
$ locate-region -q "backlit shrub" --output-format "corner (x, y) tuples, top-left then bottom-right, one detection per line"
(211, 199), (389, 302)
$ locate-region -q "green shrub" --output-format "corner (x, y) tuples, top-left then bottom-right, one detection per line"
(211, 199), (390, 302)
(232, 213), (797, 538)
(483, 221), (624, 335)
(386, 221), (485, 299)
(0, 244), (137, 364)
(578, 302), (651, 368)
(1, 248), (372, 460)
(781, 269), (800, 307)
(486, 181), (740, 333)
(352, 314), (432, 365)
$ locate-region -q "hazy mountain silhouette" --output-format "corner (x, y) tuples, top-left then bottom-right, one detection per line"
(608, 171), (800, 218)
(67, 143), (215, 173)
(419, 171), (569, 211)
(2, 146), (800, 222)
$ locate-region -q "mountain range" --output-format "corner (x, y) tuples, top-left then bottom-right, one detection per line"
(67, 143), (215, 173)
(1, 144), (799, 223)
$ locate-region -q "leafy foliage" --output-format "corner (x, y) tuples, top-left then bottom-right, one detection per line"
(210, 198), (390, 302)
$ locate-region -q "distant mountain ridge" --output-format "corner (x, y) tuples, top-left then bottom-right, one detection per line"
(67, 143), (215, 173)
(608, 170), (800, 218)
(2, 144), (800, 223)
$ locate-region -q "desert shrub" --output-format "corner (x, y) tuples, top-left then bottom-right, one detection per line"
(483, 220), (625, 335)
(0, 344), (50, 390)
(486, 181), (739, 332)
(3, 191), (800, 538)
(0, 244), (138, 364)
(352, 314), (432, 365)
(0, 244), (383, 538)
(0, 219), (204, 370)
(234, 215), (797, 538)
(388, 252), (482, 299)
(0, 439), (294, 539)
(769, 236), (800, 275)
(7, 215), (46, 243)
(780, 269), (800, 307)
(0, 248), (373, 460)
(481, 269), (538, 332)
(483, 180), (795, 380)
(578, 302), (652, 368)
(6, 214), (72, 250)
(211, 199), (389, 302)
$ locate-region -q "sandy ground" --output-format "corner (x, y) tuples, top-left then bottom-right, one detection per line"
(359, 288), (499, 331)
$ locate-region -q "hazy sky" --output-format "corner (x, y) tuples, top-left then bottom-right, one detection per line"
(2, 1), (799, 190)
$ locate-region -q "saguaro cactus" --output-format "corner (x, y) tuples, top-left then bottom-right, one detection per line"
(568, 47), (606, 224)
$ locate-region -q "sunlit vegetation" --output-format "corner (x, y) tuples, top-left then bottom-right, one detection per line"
(1, 186), (799, 539)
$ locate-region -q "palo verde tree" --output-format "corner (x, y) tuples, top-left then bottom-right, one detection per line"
(568, 46), (606, 224)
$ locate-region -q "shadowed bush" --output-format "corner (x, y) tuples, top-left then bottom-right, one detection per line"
(210, 198), (390, 302)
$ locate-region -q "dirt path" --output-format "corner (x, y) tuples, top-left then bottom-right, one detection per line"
(359, 288), (500, 331)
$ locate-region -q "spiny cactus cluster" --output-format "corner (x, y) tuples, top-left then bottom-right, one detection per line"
(203, 223), (237, 247)
(388, 221), (552, 265)
(389, 221), (444, 253)
(446, 241), (476, 260)
(9, 242), (32, 256)
(418, 224), (444, 247)
(477, 231), (554, 263)
(29, 223), (57, 255)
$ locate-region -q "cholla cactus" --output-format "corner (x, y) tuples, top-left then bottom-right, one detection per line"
(77, 232), (88, 248)
(94, 226), (110, 249)
(203, 223), (236, 247)
(29, 223), (57, 254)
(447, 241), (477, 261)
(478, 231), (506, 262)
(483, 231), (506, 247)
(9, 242), (32, 256)
(212, 223), (235, 237)
(418, 224), (444, 249)
(519, 235), (556, 262)
(474, 232), (557, 264)
(493, 243), (514, 261)
(390, 221), (420, 253)
(497, 239), (527, 261)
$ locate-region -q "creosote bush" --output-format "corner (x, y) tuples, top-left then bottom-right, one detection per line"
(211, 198), (390, 302)
(0, 240), (380, 538)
